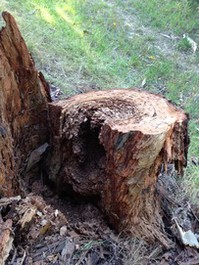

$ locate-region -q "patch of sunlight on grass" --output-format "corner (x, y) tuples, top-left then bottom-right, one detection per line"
(34, 5), (55, 25)
(55, 5), (84, 37)
(0, 0), (7, 8)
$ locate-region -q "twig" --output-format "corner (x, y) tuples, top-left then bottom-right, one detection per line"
(10, 247), (17, 264)
(160, 33), (179, 40)
(17, 250), (26, 265)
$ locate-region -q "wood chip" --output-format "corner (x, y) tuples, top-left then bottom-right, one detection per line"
(0, 219), (13, 265)
(18, 207), (37, 229)
(0, 195), (21, 206)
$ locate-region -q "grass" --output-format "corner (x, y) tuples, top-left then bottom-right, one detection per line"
(177, 37), (193, 52)
(0, 0), (198, 200)
(128, 0), (199, 34)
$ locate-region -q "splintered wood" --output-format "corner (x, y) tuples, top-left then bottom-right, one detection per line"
(0, 12), (50, 196)
(47, 89), (189, 246)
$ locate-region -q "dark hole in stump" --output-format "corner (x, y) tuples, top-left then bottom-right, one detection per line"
(56, 119), (106, 201)
(78, 120), (106, 175)
(43, 119), (107, 223)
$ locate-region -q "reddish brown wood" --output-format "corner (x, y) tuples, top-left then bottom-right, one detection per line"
(47, 89), (189, 246)
(0, 12), (50, 196)
(0, 11), (190, 247)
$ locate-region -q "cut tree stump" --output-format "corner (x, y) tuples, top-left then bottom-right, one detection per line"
(0, 12), (50, 196)
(0, 12), (190, 247)
(47, 89), (189, 247)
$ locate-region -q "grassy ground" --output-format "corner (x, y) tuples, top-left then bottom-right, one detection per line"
(0, 0), (198, 199)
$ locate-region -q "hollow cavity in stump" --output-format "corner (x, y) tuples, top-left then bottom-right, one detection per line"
(47, 89), (189, 247)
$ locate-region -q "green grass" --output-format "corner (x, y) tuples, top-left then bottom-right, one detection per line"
(0, 0), (198, 201)
(128, 0), (199, 34)
(177, 37), (193, 52)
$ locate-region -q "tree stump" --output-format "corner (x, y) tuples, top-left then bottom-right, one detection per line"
(0, 12), (50, 196)
(0, 12), (190, 247)
(47, 89), (189, 247)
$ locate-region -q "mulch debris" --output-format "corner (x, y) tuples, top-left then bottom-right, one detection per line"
(0, 172), (199, 265)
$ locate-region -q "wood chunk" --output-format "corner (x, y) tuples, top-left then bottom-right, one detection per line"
(47, 89), (189, 246)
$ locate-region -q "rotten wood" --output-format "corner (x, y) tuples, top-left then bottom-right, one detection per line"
(47, 89), (189, 246)
(0, 12), (50, 196)
(0, 217), (13, 265)
(0, 11), (191, 247)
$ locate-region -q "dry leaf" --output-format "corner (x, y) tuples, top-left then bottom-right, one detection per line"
(60, 226), (67, 236)
(26, 142), (49, 172)
(141, 78), (146, 88)
(19, 207), (37, 229)
(61, 238), (75, 262)
(174, 218), (199, 248)
(54, 209), (59, 217)
(39, 221), (51, 235)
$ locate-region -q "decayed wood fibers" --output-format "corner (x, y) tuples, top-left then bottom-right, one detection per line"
(47, 89), (189, 246)
(0, 12), (50, 196)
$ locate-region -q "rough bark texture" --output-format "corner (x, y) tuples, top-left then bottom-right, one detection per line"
(47, 89), (189, 247)
(0, 12), (49, 196)
(0, 11), (190, 247)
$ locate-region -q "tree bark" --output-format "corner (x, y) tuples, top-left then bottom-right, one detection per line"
(47, 89), (189, 247)
(0, 12), (50, 196)
(0, 12), (189, 247)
